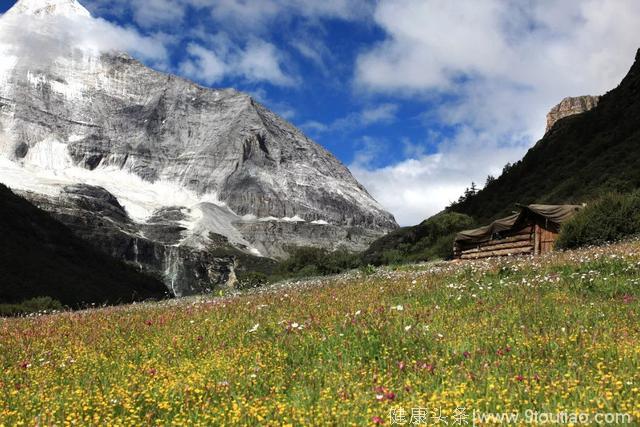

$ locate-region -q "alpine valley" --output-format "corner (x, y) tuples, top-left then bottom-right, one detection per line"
(0, 0), (397, 297)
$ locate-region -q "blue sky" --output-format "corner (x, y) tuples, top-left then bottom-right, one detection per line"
(1, 0), (638, 225)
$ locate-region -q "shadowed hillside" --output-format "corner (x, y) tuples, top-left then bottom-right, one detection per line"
(0, 184), (167, 308)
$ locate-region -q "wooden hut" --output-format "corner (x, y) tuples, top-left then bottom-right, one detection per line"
(453, 204), (582, 260)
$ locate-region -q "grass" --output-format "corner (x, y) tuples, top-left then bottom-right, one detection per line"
(0, 297), (63, 317)
(1, 241), (640, 425)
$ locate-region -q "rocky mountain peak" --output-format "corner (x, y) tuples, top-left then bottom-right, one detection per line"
(4, 0), (91, 18)
(0, 0), (397, 295)
(545, 95), (600, 133)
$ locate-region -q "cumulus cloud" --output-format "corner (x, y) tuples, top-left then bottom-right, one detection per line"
(179, 43), (227, 84)
(354, 0), (640, 225)
(178, 39), (295, 86)
(237, 40), (295, 85)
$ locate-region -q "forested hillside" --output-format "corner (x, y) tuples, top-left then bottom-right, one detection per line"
(449, 49), (640, 223)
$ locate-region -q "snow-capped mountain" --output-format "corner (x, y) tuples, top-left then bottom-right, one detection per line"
(3, 0), (90, 17)
(0, 0), (397, 295)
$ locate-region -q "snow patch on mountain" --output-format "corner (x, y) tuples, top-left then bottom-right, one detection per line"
(1, 136), (261, 252)
(4, 0), (91, 18)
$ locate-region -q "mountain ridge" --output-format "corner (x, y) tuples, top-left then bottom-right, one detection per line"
(448, 48), (640, 223)
(0, 0), (397, 295)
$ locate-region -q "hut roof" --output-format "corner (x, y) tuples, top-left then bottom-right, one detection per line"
(454, 204), (582, 244)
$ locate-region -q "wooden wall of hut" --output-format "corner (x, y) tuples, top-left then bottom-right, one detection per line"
(454, 220), (560, 260)
(455, 225), (534, 260)
(535, 223), (559, 255)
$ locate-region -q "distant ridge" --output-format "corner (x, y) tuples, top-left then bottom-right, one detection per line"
(449, 48), (640, 223)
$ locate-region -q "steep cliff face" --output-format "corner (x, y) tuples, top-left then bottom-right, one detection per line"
(236, 221), (385, 260)
(545, 96), (600, 133)
(21, 185), (237, 296)
(0, 0), (398, 294)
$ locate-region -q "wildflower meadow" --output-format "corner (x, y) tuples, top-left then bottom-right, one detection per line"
(1, 241), (640, 425)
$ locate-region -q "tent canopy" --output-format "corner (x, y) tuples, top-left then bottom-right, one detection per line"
(454, 204), (582, 244)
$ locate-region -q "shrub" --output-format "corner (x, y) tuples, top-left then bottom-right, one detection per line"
(359, 264), (376, 276)
(0, 296), (64, 317)
(556, 192), (640, 249)
(276, 247), (360, 279)
(379, 249), (404, 265)
(362, 212), (475, 265)
(236, 272), (270, 290)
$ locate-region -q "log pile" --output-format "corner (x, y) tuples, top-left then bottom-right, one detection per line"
(455, 230), (534, 260)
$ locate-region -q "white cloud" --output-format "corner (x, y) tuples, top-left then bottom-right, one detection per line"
(238, 40), (295, 86)
(206, 0), (373, 31)
(0, 6), (169, 66)
(85, 0), (189, 28)
(301, 103), (398, 135)
(131, 0), (184, 28)
(178, 39), (294, 86)
(354, 0), (640, 225)
(179, 43), (227, 85)
(360, 104), (398, 125)
(86, 0), (374, 33)
(290, 39), (329, 73)
(350, 135), (388, 169)
(300, 120), (329, 133)
(358, 0), (509, 91)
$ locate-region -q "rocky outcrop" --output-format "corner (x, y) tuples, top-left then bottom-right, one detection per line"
(0, 0), (398, 295)
(546, 96), (600, 133)
(21, 185), (237, 296)
(236, 221), (384, 259)
(0, 184), (168, 307)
